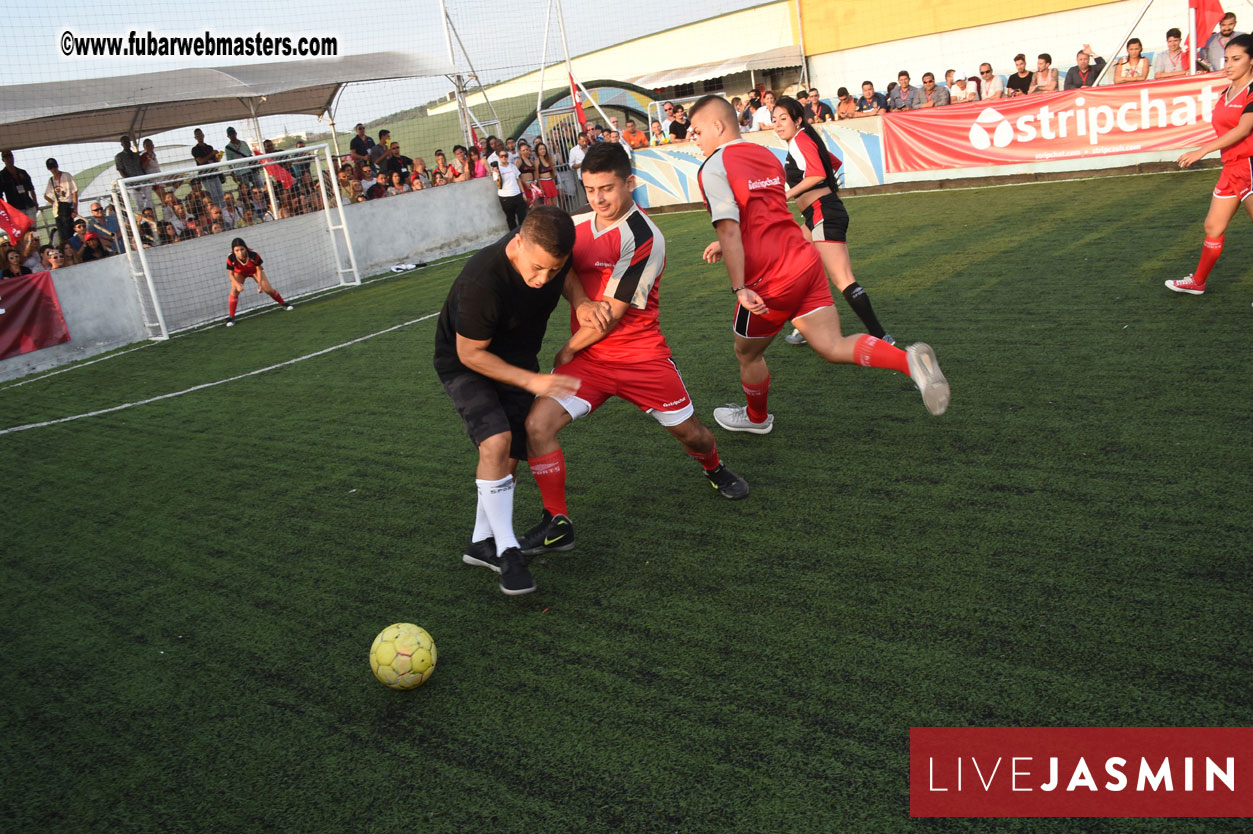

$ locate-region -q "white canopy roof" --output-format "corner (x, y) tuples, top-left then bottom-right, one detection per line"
(0, 51), (458, 150)
(630, 45), (803, 90)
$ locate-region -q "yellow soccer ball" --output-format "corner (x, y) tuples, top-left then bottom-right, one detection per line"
(369, 623), (437, 690)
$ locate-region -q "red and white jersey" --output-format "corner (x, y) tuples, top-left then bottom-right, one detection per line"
(227, 249), (263, 278)
(1214, 80), (1253, 164)
(785, 129), (842, 195)
(570, 204), (670, 363)
(697, 140), (820, 291)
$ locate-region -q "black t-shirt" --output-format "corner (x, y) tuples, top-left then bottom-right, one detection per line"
(385, 154), (413, 179)
(433, 231), (570, 378)
(1007, 71), (1033, 96)
(192, 142), (216, 165)
(0, 166), (37, 209)
(669, 120), (689, 140)
(350, 135), (374, 158)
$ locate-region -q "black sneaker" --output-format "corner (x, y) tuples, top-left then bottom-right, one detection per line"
(498, 547), (536, 595)
(517, 510), (575, 556)
(706, 463), (749, 500)
(462, 537), (500, 572)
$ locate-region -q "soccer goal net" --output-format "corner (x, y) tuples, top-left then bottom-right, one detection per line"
(113, 144), (359, 338)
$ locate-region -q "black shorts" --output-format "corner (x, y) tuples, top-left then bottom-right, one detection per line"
(802, 194), (850, 243)
(439, 370), (533, 460)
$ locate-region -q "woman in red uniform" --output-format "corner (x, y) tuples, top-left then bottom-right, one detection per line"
(1171, 34), (1253, 295)
(225, 237), (293, 326)
(534, 142), (560, 205)
(771, 96), (892, 345)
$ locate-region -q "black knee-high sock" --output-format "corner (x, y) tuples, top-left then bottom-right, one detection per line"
(842, 282), (886, 339)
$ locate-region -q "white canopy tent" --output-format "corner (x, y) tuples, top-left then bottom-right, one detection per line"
(629, 45), (803, 91)
(0, 50), (459, 151)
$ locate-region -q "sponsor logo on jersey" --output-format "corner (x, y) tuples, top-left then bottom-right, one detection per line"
(747, 176), (782, 190)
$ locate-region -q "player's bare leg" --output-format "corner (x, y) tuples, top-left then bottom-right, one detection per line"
(1169, 195), (1243, 294)
(666, 415), (748, 499)
(519, 398), (576, 556)
(714, 334), (777, 434)
(815, 242), (890, 342)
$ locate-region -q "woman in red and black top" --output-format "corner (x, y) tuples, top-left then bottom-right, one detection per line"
(533, 142), (559, 204)
(772, 96), (892, 345)
(225, 237), (293, 326)
(1170, 35), (1253, 295)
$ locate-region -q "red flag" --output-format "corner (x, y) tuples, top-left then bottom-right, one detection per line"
(262, 159), (295, 190)
(569, 73), (588, 131)
(469, 122), (481, 153)
(0, 198), (35, 244)
(0, 271), (71, 360)
(1188, 0), (1226, 68)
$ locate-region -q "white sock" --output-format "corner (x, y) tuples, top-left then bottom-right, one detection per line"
(472, 486), (492, 543)
(475, 475), (519, 554)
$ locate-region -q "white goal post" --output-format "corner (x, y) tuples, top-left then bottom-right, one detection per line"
(112, 144), (359, 339)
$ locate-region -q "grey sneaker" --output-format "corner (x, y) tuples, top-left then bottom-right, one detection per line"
(784, 328), (807, 345)
(713, 404), (774, 434)
(906, 343), (950, 416)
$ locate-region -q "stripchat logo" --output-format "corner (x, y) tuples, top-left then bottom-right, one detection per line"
(910, 727), (1253, 817)
(966, 86), (1226, 150)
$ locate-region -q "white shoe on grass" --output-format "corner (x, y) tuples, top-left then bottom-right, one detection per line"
(713, 404), (774, 434)
(906, 343), (950, 416)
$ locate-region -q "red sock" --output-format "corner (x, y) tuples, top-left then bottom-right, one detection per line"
(228, 294), (238, 317)
(853, 335), (910, 375)
(528, 449), (568, 517)
(686, 441), (721, 472)
(742, 375), (770, 424)
(1192, 235), (1224, 285)
(268, 290), (287, 306)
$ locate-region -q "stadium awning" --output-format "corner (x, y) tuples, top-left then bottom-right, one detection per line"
(629, 45), (804, 90)
(0, 51), (458, 150)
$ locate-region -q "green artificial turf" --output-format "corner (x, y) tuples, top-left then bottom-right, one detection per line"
(1, 169), (1250, 833)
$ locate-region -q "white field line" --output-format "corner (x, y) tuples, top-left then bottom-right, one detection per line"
(0, 251), (474, 392)
(0, 313), (439, 437)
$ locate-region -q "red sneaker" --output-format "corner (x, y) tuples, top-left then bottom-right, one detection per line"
(1165, 275), (1205, 295)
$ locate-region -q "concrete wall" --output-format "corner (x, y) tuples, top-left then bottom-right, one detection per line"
(1, 256), (148, 382)
(0, 178), (509, 383)
(344, 177), (508, 277)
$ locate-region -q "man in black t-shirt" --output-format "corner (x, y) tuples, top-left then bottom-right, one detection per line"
(434, 205), (608, 595)
(349, 123), (374, 167)
(0, 150), (39, 221)
(191, 128), (224, 206)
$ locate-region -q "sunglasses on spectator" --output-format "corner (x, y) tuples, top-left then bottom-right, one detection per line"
(91, 208), (103, 213)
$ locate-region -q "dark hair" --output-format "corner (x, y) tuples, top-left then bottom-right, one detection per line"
(1221, 11), (1236, 22)
(1039, 53), (1052, 64)
(519, 205), (575, 257)
(452, 144), (467, 155)
(581, 141), (632, 181)
(922, 72), (935, 82)
(435, 148), (445, 156)
(688, 94), (737, 123)
(898, 70), (910, 78)
(230, 237), (248, 250)
(1167, 27), (1182, 39)
(1126, 38), (1142, 49)
(378, 129), (390, 140)
(861, 80), (874, 88)
(836, 86), (849, 97)
(773, 96), (807, 124)
(1228, 33), (1253, 56)
(577, 132), (588, 141)
(1014, 53), (1026, 62)
(46, 158), (58, 169)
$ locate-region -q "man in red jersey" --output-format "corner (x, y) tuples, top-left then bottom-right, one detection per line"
(513, 142), (749, 557)
(686, 94), (950, 432)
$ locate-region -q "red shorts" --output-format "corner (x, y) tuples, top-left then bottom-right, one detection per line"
(550, 353), (694, 426)
(732, 260), (834, 339)
(1213, 158), (1252, 201)
(538, 179), (559, 199)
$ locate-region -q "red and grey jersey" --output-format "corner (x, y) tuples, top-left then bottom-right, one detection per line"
(227, 250), (263, 278)
(1214, 80), (1253, 164)
(697, 140), (820, 291)
(785, 128), (842, 195)
(569, 204), (670, 363)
